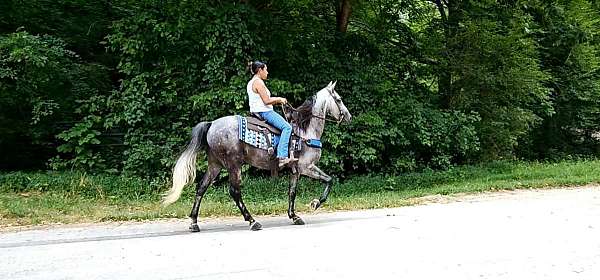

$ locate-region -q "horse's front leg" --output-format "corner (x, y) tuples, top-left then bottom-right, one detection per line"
(301, 164), (333, 211)
(288, 173), (305, 225)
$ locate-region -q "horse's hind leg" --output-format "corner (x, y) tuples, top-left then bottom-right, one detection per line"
(288, 173), (305, 225)
(228, 166), (261, 231)
(189, 163), (221, 232)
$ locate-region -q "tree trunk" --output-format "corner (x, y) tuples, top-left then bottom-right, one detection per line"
(433, 0), (460, 109)
(337, 0), (352, 33)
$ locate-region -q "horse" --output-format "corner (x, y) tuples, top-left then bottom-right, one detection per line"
(162, 81), (352, 231)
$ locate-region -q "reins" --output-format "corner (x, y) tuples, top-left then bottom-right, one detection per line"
(282, 103), (341, 123)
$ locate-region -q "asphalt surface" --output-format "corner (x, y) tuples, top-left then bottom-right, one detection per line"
(1, 186), (599, 280)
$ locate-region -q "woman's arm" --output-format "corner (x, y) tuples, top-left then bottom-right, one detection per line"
(253, 79), (287, 105)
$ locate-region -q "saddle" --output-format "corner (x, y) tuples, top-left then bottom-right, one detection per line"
(246, 113), (282, 135)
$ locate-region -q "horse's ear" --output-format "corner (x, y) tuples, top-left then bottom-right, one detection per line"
(327, 81), (333, 88)
(332, 80), (337, 89)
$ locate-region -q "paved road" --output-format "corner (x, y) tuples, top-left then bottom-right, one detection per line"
(1, 187), (599, 280)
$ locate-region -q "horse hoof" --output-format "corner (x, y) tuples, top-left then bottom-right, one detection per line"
(250, 221), (262, 231)
(292, 216), (305, 225)
(189, 224), (200, 232)
(310, 199), (321, 211)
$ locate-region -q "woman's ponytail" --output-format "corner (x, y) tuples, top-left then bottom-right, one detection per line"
(247, 61), (254, 75)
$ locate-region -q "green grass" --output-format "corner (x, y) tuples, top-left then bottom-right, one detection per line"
(2, 160), (600, 228)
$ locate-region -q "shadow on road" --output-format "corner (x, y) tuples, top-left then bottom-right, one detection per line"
(0, 212), (386, 249)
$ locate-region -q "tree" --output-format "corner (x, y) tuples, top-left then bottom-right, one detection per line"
(0, 31), (109, 170)
(422, 0), (552, 159)
(524, 0), (600, 158)
(337, 0), (353, 32)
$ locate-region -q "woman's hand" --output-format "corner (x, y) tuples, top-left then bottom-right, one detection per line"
(279, 97), (288, 104)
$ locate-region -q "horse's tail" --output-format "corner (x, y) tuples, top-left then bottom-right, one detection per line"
(162, 122), (212, 206)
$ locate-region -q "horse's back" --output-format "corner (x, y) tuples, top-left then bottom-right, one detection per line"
(206, 115), (239, 149)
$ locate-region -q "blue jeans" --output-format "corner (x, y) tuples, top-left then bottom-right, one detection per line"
(259, 110), (292, 158)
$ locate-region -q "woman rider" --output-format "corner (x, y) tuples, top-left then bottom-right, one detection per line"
(247, 61), (298, 167)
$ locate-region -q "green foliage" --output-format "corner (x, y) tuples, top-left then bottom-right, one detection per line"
(523, 0), (600, 158)
(1, 0), (599, 180)
(0, 31), (109, 170)
(257, 1), (482, 173)
(96, 0), (265, 177)
(421, 0), (553, 160)
(0, 171), (164, 200)
(3, 160), (600, 226)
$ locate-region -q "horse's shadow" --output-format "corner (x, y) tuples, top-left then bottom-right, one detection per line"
(197, 213), (377, 233)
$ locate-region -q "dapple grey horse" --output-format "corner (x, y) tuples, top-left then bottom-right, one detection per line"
(162, 81), (351, 231)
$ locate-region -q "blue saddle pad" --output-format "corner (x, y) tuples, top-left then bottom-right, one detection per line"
(237, 115), (278, 149)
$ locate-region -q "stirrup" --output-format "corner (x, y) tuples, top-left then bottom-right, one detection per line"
(278, 157), (298, 168)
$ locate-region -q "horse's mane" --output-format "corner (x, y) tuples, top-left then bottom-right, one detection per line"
(291, 96), (316, 130)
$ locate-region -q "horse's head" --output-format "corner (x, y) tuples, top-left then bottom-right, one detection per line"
(323, 81), (352, 123)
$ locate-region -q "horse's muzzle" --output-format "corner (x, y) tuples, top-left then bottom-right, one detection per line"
(343, 113), (352, 123)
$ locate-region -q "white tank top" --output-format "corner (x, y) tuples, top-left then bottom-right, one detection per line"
(246, 76), (273, 113)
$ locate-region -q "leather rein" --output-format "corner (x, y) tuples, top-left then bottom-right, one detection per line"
(282, 101), (344, 124)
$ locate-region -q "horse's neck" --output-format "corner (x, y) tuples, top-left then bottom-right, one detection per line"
(303, 90), (328, 139)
